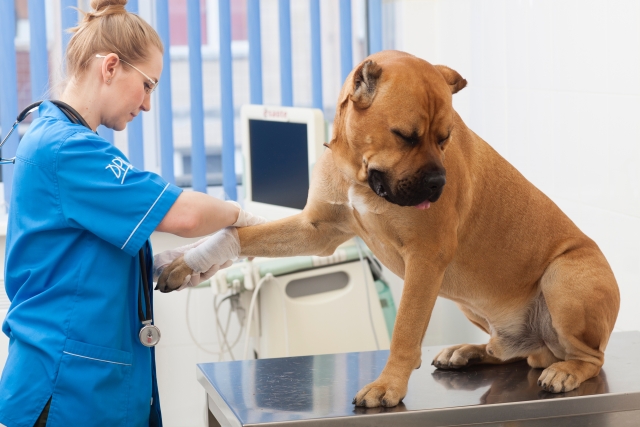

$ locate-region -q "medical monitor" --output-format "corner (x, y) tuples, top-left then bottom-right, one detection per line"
(241, 105), (325, 221)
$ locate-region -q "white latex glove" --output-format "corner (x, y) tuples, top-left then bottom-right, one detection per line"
(177, 258), (234, 290)
(184, 227), (241, 277)
(179, 204), (268, 290)
(156, 205), (268, 292)
(166, 227), (240, 291)
(152, 237), (207, 281)
(227, 201), (269, 227)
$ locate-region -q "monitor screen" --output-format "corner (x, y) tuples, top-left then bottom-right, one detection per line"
(248, 119), (309, 210)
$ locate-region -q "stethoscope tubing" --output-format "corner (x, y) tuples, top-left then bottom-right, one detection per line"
(0, 101), (43, 164)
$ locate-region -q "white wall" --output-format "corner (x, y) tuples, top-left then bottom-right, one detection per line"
(395, 0), (640, 332)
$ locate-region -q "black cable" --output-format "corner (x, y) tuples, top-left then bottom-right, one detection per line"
(138, 248), (152, 322)
(51, 100), (92, 130)
(2, 100), (93, 164)
(16, 101), (43, 121)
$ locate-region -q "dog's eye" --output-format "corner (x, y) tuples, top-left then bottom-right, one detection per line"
(392, 129), (420, 146)
(438, 133), (451, 146)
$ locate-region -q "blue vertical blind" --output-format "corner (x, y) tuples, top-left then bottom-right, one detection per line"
(278, 0), (293, 107)
(0, 0), (383, 205)
(367, 0), (383, 55)
(28, 0), (49, 104)
(125, 0), (145, 169)
(339, 0), (353, 83)
(309, 0), (323, 111)
(219, 0), (238, 200)
(60, 0), (76, 57)
(186, 0), (207, 193)
(156, 0), (176, 185)
(0, 0), (19, 206)
(247, 0), (263, 106)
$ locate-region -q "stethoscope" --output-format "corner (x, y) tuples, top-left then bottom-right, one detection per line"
(0, 100), (161, 347)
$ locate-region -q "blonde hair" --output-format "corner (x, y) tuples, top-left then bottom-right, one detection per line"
(65, 0), (164, 79)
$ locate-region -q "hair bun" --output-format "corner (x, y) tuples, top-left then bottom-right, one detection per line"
(91, 0), (127, 12)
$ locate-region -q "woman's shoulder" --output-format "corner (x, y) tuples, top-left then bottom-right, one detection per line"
(34, 113), (113, 148)
(17, 116), (113, 168)
(16, 116), (79, 166)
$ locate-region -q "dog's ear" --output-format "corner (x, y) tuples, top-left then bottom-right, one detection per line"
(434, 65), (467, 94)
(327, 60), (382, 149)
(350, 60), (382, 109)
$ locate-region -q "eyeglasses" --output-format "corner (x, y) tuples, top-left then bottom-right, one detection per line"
(95, 54), (159, 95)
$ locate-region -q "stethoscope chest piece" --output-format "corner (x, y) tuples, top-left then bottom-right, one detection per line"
(139, 323), (161, 347)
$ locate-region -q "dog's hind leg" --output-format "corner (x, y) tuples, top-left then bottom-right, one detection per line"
(537, 243), (619, 393)
(456, 302), (491, 335)
(527, 345), (561, 369)
(431, 304), (522, 368)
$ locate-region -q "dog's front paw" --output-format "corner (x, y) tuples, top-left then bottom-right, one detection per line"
(352, 376), (407, 408)
(432, 343), (488, 369)
(155, 255), (194, 293)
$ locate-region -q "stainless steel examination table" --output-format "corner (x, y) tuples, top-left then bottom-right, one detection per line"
(197, 331), (640, 426)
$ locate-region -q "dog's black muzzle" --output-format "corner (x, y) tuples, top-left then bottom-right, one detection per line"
(368, 169), (446, 206)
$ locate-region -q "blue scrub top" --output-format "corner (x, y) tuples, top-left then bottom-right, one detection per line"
(0, 101), (182, 427)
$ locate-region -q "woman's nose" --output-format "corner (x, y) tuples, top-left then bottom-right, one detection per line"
(141, 95), (151, 112)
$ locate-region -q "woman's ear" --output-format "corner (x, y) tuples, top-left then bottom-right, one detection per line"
(100, 53), (120, 84)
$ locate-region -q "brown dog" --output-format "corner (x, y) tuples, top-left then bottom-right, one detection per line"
(158, 50), (620, 408)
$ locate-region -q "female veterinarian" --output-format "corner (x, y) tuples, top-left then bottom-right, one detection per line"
(0, 1), (258, 426)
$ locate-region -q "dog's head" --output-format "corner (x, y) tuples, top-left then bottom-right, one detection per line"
(328, 50), (466, 209)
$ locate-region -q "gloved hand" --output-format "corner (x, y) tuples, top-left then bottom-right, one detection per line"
(180, 256), (234, 290)
(152, 237), (207, 282)
(227, 201), (268, 227)
(155, 205), (268, 293)
(227, 201), (267, 261)
(155, 228), (240, 292)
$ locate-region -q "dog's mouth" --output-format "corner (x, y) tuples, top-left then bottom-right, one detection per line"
(368, 169), (446, 208)
(415, 200), (431, 210)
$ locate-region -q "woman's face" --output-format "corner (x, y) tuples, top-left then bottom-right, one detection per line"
(102, 47), (163, 131)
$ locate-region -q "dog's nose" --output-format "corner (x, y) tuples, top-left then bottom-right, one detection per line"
(368, 169), (389, 198)
(425, 173), (446, 191)
(424, 173), (446, 201)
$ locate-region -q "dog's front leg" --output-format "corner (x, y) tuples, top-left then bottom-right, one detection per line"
(353, 260), (444, 407)
(237, 211), (354, 258)
(156, 206), (352, 292)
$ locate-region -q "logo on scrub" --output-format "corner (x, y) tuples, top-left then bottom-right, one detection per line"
(106, 156), (131, 184)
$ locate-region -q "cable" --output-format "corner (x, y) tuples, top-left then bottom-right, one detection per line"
(242, 273), (273, 359)
(213, 294), (234, 360)
(186, 288), (224, 356)
(355, 237), (380, 350)
(225, 315), (245, 352)
(186, 287), (247, 361)
(213, 294), (225, 358)
(220, 302), (233, 360)
(214, 293), (244, 361)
